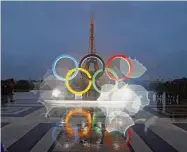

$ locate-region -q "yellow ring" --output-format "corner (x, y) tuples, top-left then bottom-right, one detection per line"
(65, 68), (92, 95)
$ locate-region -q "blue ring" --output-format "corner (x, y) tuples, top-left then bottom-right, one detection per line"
(52, 123), (63, 142)
(52, 54), (79, 81)
(52, 123), (79, 142)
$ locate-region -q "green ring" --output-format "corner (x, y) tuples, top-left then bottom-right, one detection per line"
(92, 68), (118, 93)
(92, 112), (103, 136)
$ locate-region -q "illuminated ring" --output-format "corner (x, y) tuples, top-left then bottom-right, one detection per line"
(79, 54), (105, 80)
(105, 128), (132, 151)
(65, 68), (92, 95)
(52, 123), (62, 142)
(52, 123), (79, 148)
(92, 112), (104, 137)
(109, 129), (131, 145)
(64, 109), (92, 137)
(52, 54), (78, 81)
(92, 68), (118, 94)
(105, 54), (132, 81)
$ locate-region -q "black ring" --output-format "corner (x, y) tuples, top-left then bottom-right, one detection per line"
(79, 54), (105, 80)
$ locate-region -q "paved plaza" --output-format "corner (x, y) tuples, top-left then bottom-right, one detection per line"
(1, 92), (187, 152)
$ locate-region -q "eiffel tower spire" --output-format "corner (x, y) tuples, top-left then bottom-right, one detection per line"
(88, 15), (96, 54)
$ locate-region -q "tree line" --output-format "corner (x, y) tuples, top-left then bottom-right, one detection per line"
(149, 77), (187, 100)
(1, 77), (187, 98)
(1, 79), (35, 92)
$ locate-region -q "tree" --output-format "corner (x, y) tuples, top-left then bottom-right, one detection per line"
(14, 80), (31, 91)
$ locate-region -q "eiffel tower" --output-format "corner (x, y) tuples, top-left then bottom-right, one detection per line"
(85, 16), (99, 71)
(81, 16), (100, 100)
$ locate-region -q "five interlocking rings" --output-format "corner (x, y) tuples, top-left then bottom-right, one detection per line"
(51, 53), (133, 149)
(52, 54), (132, 95)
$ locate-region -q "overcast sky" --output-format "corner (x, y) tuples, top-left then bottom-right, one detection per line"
(1, 1), (187, 80)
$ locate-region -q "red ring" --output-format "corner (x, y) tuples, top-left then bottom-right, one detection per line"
(105, 54), (132, 81)
(105, 128), (132, 152)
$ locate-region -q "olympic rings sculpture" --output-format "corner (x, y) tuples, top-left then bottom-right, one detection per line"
(50, 53), (136, 149)
(64, 109), (92, 137)
(52, 53), (133, 95)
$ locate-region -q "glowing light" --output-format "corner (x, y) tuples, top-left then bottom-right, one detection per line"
(52, 89), (61, 97)
(64, 143), (70, 148)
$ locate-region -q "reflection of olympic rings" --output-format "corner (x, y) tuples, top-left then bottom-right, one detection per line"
(64, 109), (92, 137)
(105, 128), (132, 151)
(92, 68), (118, 94)
(65, 68), (92, 95)
(79, 54), (105, 80)
(52, 54), (79, 81)
(106, 54), (132, 81)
